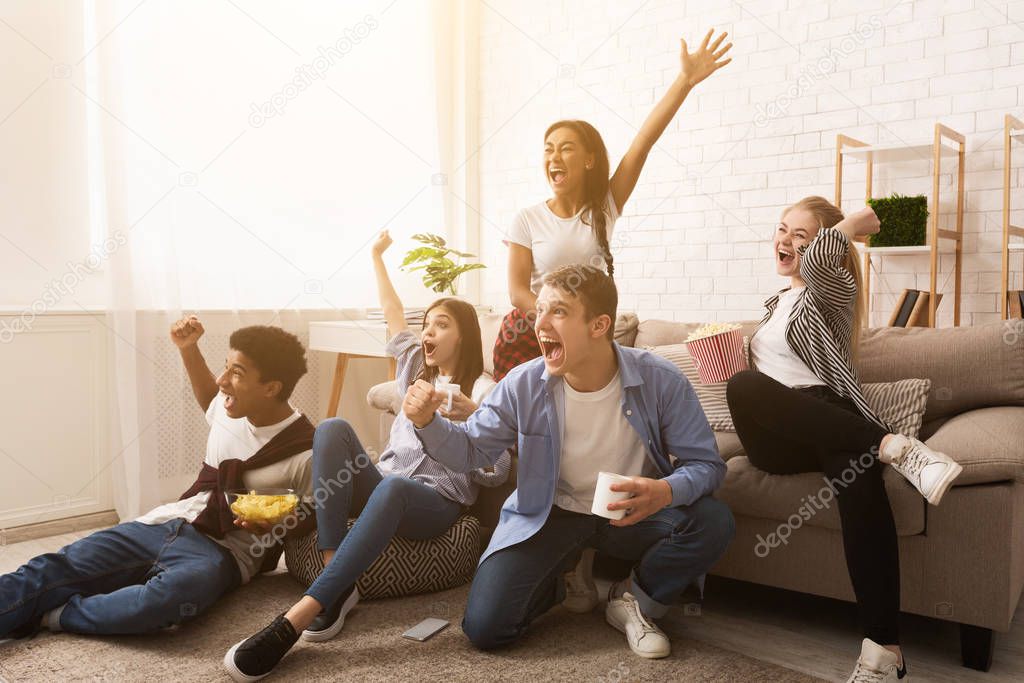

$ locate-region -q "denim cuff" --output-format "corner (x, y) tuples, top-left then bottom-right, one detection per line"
(629, 569), (706, 619)
(628, 569), (670, 619)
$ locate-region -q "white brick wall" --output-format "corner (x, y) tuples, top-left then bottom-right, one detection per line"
(474, 0), (1024, 327)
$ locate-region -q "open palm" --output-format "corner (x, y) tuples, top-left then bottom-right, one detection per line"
(680, 29), (732, 88)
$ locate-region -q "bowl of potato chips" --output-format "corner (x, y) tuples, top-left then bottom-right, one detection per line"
(227, 488), (299, 526)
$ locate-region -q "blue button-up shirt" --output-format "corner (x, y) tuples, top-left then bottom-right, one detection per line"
(415, 342), (725, 563)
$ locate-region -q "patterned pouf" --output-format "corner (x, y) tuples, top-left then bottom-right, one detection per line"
(284, 514), (482, 599)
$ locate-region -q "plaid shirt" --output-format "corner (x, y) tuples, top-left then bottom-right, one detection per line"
(492, 308), (542, 381)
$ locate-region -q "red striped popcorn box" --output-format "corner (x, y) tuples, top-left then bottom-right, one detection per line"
(685, 328), (748, 384)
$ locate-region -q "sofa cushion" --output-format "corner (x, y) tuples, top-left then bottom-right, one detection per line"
(861, 379), (931, 439)
(647, 341), (750, 431)
(857, 321), (1024, 421)
(924, 406), (1024, 486)
(367, 379), (402, 415)
(716, 456), (925, 536)
(284, 514), (481, 599)
(714, 431), (745, 461)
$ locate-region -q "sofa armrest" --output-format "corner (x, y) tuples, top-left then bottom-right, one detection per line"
(926, 406), (1024, 486)
(367, 380), (401, 416)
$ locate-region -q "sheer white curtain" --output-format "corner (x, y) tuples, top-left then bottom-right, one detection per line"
(87, 0), (457, 517)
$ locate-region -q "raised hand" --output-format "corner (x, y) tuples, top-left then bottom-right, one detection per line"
(170, 315), (204, 349)
(372, 229), (393, 257)
(403, 379), (445, 428)
(680, 29), (732, 88)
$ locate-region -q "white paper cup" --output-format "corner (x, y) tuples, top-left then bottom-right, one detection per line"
(591, 471), (634, 520)
(435, 382), (460, 412)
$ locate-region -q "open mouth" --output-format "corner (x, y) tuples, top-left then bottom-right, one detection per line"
(777, 247), (795, 266)
(423, 340), (437, 357)
(538, 333), (564, 363)
(548, 166), (567, 186)
(224, 392), (236, 410)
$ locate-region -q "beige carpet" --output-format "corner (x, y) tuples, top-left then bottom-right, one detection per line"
(0, 572), (823, 682)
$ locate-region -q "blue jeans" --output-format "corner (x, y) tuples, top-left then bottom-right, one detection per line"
(0, 519), (240, 636)
(462, 496), (735, 650)
(305, 418), (463, 608)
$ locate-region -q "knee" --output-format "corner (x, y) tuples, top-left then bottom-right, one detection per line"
(691, 497), (736, 556)
(314, 418), (357, 448)
(461, 610), (511, 651)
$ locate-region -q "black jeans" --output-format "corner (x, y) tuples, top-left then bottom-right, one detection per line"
(726, 369), (899, 644)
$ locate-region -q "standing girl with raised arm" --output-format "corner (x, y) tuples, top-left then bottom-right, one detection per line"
(493, 28), (733, 380)
(225, 230), (510, 681)
(726, 197), (962, 682)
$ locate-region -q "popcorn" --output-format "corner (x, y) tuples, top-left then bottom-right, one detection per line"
(686, 322), (742, 343)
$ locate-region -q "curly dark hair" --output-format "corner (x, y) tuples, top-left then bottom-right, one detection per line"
(228, 325), (308, 402)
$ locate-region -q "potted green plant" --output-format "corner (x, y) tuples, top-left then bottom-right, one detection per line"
(866, 193), (929, 247)
(401, 233), (486, 295)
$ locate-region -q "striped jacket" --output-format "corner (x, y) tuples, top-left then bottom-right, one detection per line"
(756, 228), (888, 429)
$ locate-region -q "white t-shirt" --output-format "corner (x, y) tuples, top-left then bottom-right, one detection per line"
(750, 287), (825, 388)
(135, 395), (313, 583)
(555, 371), (655, 515)
(506, 189), (620, 293)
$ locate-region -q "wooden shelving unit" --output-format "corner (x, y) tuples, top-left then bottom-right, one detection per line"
(835, 124), (965, 327)
(1002, 114), (1024, 319)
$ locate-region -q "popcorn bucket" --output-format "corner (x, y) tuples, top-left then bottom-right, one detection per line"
(685, 328), (748, 384)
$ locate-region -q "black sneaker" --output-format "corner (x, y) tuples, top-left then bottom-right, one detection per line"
(224, 613), (299, 682)
(301, 585), (360, 642)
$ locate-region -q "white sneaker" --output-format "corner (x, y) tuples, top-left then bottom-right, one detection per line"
(562, 548), (598, 613)
(605, 592), (670, 659)
(846, 638), (908, 682)
(887, 436), (963, 505)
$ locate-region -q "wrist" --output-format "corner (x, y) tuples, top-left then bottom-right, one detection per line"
(658, 479), (673, 508)
(414, 413), (435, 430)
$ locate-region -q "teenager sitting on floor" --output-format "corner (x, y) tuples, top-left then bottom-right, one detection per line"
(1, 317), (315, 640)
(224, 230), (510, 681)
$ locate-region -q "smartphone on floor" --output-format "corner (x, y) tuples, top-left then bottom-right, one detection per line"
(402, 617), (450, 642)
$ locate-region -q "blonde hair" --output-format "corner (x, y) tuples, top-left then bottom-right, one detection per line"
(783, 196), (866, 355)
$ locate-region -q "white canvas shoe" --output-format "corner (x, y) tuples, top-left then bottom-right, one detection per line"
(605, 592), (670, 659)
(845, 638), (908, 682)
(562, 548), (598, 613)
(887, 436), (963, 505)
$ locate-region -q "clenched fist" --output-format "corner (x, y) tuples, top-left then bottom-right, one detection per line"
(170, 315), (204, 348)
(402, 379), (445, 428)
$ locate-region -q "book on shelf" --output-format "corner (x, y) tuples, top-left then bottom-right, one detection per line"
(888, 289), (942, 327)
(1008, 290), (1024, 319)
(365, 308), (426, 324)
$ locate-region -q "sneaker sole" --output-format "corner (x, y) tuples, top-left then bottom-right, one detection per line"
(223, 641), (269, 683)
(301, 587), (360, 643)
(925, 460), (963, 506)
(604, 609), (670, 659)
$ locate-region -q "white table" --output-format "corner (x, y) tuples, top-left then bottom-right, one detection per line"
(309, 320), (396, 419)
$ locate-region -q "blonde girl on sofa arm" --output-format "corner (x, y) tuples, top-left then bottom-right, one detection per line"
(725, 196), (963, 682)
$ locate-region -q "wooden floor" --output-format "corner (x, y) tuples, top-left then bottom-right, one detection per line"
(2, 528), (1022, 682)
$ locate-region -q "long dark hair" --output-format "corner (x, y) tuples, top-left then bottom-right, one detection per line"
(544, 119), (614, 278)
(415, 297), (484, 395)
